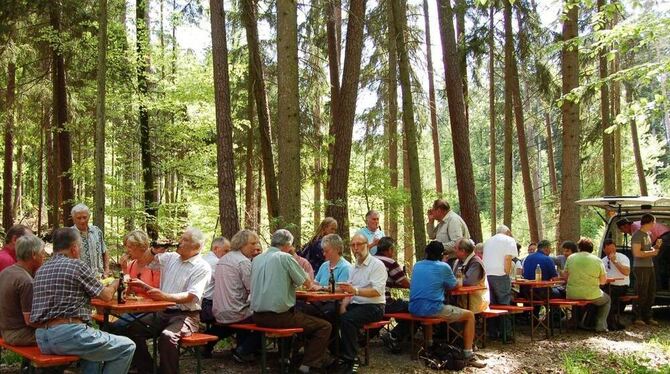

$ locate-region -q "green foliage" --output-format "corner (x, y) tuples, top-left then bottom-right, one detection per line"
(563, 347), (670, 374)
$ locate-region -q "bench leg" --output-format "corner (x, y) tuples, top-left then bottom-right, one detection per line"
(260, 333), (267, 374)
(364, 329), (370, 366)
(410, 320), (417, 360)
(195, 347), (202, 374)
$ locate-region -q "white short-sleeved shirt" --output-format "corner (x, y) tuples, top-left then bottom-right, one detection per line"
(482, 233), (517, 276)
(153, 252), (212, 311)
(602, 252), (630, 286)
(348, 254), (388, 304)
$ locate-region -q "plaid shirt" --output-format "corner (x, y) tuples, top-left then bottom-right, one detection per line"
(30, 253), (104, 324)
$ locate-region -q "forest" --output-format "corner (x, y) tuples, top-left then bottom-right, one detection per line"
(0, 0), (668, 267)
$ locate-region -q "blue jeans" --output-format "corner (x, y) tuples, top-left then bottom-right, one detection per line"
(35, 323), (136, 374)
(487, 275), (512, 337)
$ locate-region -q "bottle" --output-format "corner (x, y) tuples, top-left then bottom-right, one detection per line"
(456, 267), (464, 287)
(117, 272), (127, 304)
(535, 264), (542, 282)
(329, 267), (336, 294)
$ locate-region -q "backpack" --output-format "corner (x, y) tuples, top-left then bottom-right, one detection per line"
(418, 342), (467, 371)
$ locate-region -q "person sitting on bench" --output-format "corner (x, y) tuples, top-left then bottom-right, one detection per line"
(0, 235), (46, 345)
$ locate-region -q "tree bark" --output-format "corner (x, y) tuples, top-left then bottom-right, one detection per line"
(403, 124), (413, 265)
(455, 0), (469, 125)
(625, 83), (648, 196)
(502, 1), (513, 229)
(51, 2), (74, 227)
(210, 0), (240, 238)
(598, 0), (615, 196)
(392, 0), (426, 258)
(326, 0), (341, 176)
(610, 9), (622, 195)
(488, 5), (497, 235)
(241, 0), (280, 224)
(558, 1), (581, 243)
(244, 68), (258, 231)
(12, 138), (22, 219)
(276, 0), (301, 243)
(423, 0), (443, 194)
(38, 105), (47, 234)
(506, 1), (539, 242)
(386, 0), (399, 241)
(324, 0), (367, 240)
(94, 0), (108, 232)
(545, 113), (559, 196)
(3, 59), (15, 230)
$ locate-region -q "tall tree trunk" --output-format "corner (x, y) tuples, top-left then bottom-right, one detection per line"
(506, 1), (539, 242)
(558, 1), (581, 243)
(545, 113), (559, 196)
(136, 0), (158, 237)
(313, 104), (322, 229)
(245, 69), (258, 231)
(598, 0), (615, 196)
(324, 0), (367, 240)
(423, 0), (443, 194)
(3, 59), (15, 230)
(403, 127), (413, 265)
(437, 0), (482, 242)
(502, 1), (513, 229)
(51, 2), (74, 227)
(386, 0), (399, 241)
(454, 0), (469, 125)
(94, 0), (108, 232)
(392, 0), (426, 258)
(241, 0), (280, 224)
(12, 139), (22, 219)
(625, 83), (648, 195)
(326, 0), (341, 177)
(38, 105), (47, 234)
(276, 0), (301, 243)
(611, 9), (622, 195)
(210, 0), (240, 238)
(488, 5), (497, 235)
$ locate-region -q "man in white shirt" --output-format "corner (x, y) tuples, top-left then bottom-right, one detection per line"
(201, 237), (231, 323)
(482, 225), (516, 339)
(334, 233), (388, 373)
(601, 238), (630, 330)
(426, 199), (470, 260)
(126, 227), (211, 374)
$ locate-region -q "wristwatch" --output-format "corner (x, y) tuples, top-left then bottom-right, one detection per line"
(354, 287), (359, 296)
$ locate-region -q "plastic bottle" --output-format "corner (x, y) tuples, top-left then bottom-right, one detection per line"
(535, 264), (542, 282)
(117, 272), (127, 304)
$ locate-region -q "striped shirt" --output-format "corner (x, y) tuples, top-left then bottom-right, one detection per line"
(375, 254), (407, 300)
(152, 252), (211, 311)
(30, 254), (103, 323)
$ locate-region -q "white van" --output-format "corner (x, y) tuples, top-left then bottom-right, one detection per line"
(576, 196), (670, 304)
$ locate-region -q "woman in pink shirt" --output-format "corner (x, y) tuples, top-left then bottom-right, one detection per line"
(121, 230), (160, 297)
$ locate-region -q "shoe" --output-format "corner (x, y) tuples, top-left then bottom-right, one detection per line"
(381, 333), (401, 354)
(647, 319), (659, 326)
(595, 328), (609, 333)
(466, 356), (487, 369)
(634, 320), (647, 326)
(232, 349), (255, 363)
(338, 359), (359, 374)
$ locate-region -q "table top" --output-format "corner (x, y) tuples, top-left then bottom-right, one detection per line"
(449, 285), (487, 295)
(91, 298), (176, 313)
(512, 279), (565, 287)
(296, 290), (350, 301)
(605, 277), (625, 283)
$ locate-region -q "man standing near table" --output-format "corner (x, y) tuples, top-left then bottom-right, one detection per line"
(125, 227), (211, 374)
(482, 225), (516, 338)
(251, 229), (332, 374)
(601, 238), (630, 330)
(356, 210), (385, 255)
(630, 214), (663, 326)
(426, 199), (470, 260)
(333, 233), (387, 373)
(201, 236), (231, 323)
(565, 238), (610, 332)
(618, 217), (670, 291)
(31, 227), (136, 374)
(71, 203), (110, 277)
(0, 224), (31, 273)
(0, 235), (46, 345)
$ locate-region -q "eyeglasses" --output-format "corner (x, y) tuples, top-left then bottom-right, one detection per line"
(350, 241), (367, 248)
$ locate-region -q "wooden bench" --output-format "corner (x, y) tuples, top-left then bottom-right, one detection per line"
(617, 295), (639, 321)
(0, 338), (79, 373)
(384, 312), (444, 360)
(229, 323), (304, 374)
(178, 333), (218, 374)
(362, 320), (391, 365)
(476, 309), (509, 348)
(488, 305), (532, 342)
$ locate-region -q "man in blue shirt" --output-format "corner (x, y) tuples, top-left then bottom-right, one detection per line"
(521, 240), (562, 299)
(409, 241), (484, 368)
(355, 210), (385, 255)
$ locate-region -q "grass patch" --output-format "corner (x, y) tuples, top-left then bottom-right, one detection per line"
(0, 350), (23, 365)
(563, 348), (670, 374)
(648, 330), (670, 355)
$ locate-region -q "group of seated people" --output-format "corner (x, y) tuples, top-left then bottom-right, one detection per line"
(0, 203), (664, 374)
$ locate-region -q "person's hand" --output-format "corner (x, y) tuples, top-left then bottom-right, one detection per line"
(607, 252), (616, 261)
(427, 209), (435, 221)
(309, 283), (323, 291)
(339, 283), (355, 294)
(128, 278), (150, 290)
(119, 254), (130, 272)
(370, 238), (380, 248)
(655, 239), (663, 250)
(103, 269), (113, 278)
(146, 288), (168, 301)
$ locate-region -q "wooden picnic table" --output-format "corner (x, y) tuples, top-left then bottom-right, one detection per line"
(295, 290), (350, 355)
(512, 279), (565, 340)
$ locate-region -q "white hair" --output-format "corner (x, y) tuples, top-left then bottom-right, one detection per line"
(496, 225), (511, 234)
(271, 229), (294, 248)
(16, 235), (45, 261)
(71, 203), (90, 216)
(184, 227), (205, 249)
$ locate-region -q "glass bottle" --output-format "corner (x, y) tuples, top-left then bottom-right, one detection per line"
(117, 272), (127, 304)
(456, 267), (464, 287)
(535, 264), (542, 282)
(329, 267), (336, 294)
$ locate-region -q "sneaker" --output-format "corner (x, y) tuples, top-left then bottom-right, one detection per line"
(634, 320), (647, 326)
(232, 349), (255, 363)
(647, 319), (659, 326)
(466, 356), (487, 369)
(338, 359), (359, 374)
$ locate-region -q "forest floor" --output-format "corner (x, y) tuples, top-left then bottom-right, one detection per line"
(1, 307), (669, 374)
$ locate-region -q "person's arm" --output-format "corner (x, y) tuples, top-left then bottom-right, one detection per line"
(504, 255), (513, 275)
(598, 263), (607, 285)
(463, 263), (483, 286)
(426, 221), (437, 239)
(632, 241), (659, 258)
(610, 254), (631, 276)
(98, 280), (121, 301)
(340, 261), (387, 297)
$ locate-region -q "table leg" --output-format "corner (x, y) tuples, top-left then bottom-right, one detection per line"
(530, 287), (535, 341)
(152, 313), (158, 374)
(334, 300), (340, 357)
(260, 333), (267, 374)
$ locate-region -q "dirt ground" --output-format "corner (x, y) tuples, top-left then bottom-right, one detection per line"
(2, 308), (669, 374)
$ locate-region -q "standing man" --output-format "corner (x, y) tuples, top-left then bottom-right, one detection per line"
(426, 199), (470, 260)
(71, 203), (109, 277)
(565, 238), (610, 332)
(0, 235), (46, 345)
(482, 225), (517, 338)
(125, 227), (211, 374)
(356, 210), (385, 255)
(631, 214), (662, 326)
(409, 241), (485, 368)
(201, 236), (231, 323)
(619, 217), (670, 291)
(209, 230), (261, 361)
(31, 228), (135, 374)
(601, 238), (630, 330)
(0, 224), (31, 273)
(251, 229), (332, 374)
(334, 233), (388, 373)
